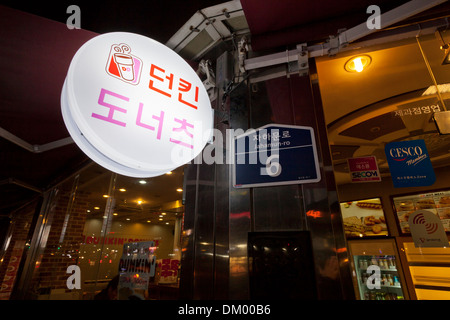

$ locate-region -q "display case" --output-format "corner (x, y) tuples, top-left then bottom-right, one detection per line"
(348, 239), (408, 300)
(340, 197), (389, 238)
(391, 189), (450, 234)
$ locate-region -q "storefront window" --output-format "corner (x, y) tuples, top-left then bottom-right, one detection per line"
(317, 32), (450, 300)
(402, 241), (450, 300)
(18, 163), (184, 300)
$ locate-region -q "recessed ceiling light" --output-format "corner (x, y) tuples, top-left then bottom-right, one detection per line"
(161, 212), (166, 215)
(94, 207), (100, 210)
(159, 218), (163, 221)
(103, 194), (109, 198)
(176, 188), (183, 192)
(166, 171), (173, 175)
(139, 180), (147, 184)
(113, 213), (118, 216)
(344, 55), (371, 73)
(126, 218), (130, 221)
(165, 222), (169, 225)
(119, 188), (126, 192)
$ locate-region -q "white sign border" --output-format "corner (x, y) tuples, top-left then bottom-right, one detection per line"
(232, 123), (321, 188)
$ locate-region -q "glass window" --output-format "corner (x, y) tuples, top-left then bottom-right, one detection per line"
(20, 163), (184, 300)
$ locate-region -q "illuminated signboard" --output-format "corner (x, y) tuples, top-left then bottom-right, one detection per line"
(61, 32), (213, 177)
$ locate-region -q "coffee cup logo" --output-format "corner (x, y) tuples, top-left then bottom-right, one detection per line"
(106, 43), (142, 85)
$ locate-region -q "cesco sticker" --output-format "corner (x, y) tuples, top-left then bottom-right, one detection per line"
(61, 32), (213, 177)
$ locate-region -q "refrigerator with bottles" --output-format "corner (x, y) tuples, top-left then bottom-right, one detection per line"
(347, 238), (409, 300)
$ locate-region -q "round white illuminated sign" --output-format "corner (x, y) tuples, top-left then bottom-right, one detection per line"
(61, 32), (213, 177)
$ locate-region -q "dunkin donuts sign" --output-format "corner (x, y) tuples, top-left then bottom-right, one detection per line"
(61, 32), (213, 177)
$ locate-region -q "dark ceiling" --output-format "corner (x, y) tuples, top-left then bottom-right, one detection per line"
(1, 0), (226, 44)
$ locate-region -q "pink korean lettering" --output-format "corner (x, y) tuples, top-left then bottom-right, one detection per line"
(136, 104), (165, 140)
(92, 88), (198, 150)
(92, 88), (128, 127)
(170, 118), (194, 149)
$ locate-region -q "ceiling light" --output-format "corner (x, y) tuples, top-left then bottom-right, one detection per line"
(166, 171), (173, 175)
(113, 213), (118, 216)
(165, 222), (169, 225)
(126, 218), (130, 221)
(344, 55), (371, 73)
(176, 188), (183, 192)
(159, 218), (163, 221)
(161, 212), (166, 215)
(434, 28), (450, 65)
(94, 207), (100, 210)
(139, 180), (147, 184)
(119, 188), (126, 192)
(147, 220), (151, 223)
(441, 45), (450, 65)
(103, 194), (109, 198)
(137, 200), (143, 205)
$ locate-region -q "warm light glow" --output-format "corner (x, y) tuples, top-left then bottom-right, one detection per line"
(354, 57), (363, 72)
(137, 200), (143, 205)
(166, 171), (173, 175)
(139, 180), (147, 184)
(176, 188), (183, 192)
(344, 55), (372, 73)
(103, 194), (109, 198)
(119, 188), (126, 192)
(94, 207), (100, 210)
(113, 213), (118, 216)
(161, 212), (166, 215)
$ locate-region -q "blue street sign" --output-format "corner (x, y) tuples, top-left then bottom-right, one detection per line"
(385, 139), (436, 188)
(232, 124), (321, 188)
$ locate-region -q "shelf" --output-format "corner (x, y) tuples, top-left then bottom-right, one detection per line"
(361, 283), (402, 289)
(359, 268), (397, 272)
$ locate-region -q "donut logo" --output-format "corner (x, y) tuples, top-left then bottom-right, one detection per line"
(106, 43), (142, 85)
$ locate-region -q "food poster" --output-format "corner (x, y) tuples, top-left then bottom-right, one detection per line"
(341, 198), (388, 238)
(118, 241), (157, 300)
(393, 191), (450, 234)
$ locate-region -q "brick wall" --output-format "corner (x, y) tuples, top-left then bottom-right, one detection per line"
(0, 199), (38, 300)
(28, 188), (89, 296)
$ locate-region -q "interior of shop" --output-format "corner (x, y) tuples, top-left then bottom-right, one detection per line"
(6, 163), (185, 300)
(316, 30), (450, 299)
